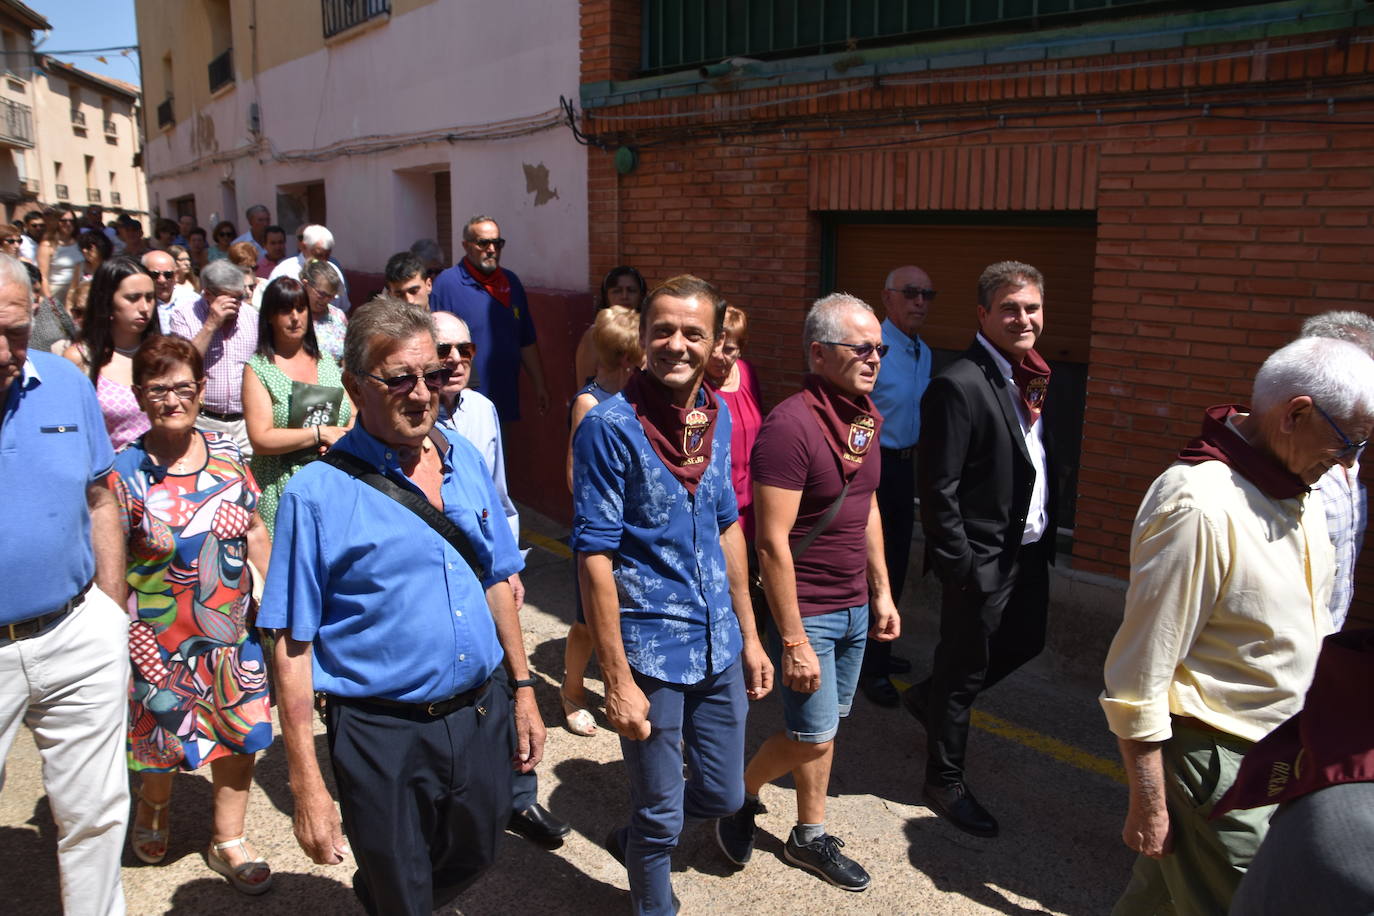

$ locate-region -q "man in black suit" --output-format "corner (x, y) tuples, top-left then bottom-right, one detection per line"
(907, 261), (1055, 838)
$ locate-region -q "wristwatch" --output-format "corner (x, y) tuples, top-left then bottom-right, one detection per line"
(512, 676), (539, 689)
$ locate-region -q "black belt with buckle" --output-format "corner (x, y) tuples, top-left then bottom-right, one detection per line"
(3, 580), (92, 644)
(200, 407), (244, 422)
(323, 677), (492, 720)
(881, 445), (915, 460)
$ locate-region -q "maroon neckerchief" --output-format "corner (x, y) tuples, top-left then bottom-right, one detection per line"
(1011, 348), (1051, 426)
(621, 369), (718, 496)
(1212, 629), (1374, 816)
(462, 257), (512, 310)
(1176, 404), (1308, 499)
(800, 373), (882, 482)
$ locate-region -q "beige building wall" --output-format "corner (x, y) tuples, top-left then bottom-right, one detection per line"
(0, 6), (43, 222)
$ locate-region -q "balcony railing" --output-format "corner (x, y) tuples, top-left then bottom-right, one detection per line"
(87, 188), (101, 203)
(208, 47), (233, 93)
(110, 191), (122, 206)
(20, 177), (38, 194)
(70, 108), (85, 126)
(55, 184), (69, 201)
(322, 0), (390, 38)
(156, 96), (173, 129)
(103, 118), (117, 136)
(0, 98), (34, 147)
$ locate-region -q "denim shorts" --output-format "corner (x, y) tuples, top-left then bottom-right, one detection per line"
(768, 604), (869, 744)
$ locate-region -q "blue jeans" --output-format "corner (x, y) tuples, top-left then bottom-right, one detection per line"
(616, 659), (746, 916)
(768, 605), (868, 743)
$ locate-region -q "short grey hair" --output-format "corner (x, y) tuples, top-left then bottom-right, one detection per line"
(200, 259), (246, 296)
(409, 238), (444, 269)
(462, 214), (497, 241)
(1253, 337), (1374, 422)
(803, 292), (873, 367)
(977, 261), (1044, 309)
(0, 253), (32, 306)
(300, 224), (334, 252)
(343, 297), (435, 377)
(300, 259), (340, 293)
(1299, 310), (1374, 358)
(245, 204), (270, 220)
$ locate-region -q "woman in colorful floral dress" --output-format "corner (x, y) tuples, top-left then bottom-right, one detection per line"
(110, 334), (275, 895)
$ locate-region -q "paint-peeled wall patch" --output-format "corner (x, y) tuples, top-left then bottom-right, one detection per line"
(523, 162), (560, 206)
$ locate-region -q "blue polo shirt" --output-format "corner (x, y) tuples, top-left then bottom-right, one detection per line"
(570, 390), (742, 685)
(429, 262), (536, 422)
(256, 423), (523, 702)
(871, 318), (931, 450)
(1, 352), (115, 624)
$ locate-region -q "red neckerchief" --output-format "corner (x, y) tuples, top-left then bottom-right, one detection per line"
(1213, 629), (1374, 816)
(800, 373), (882, 482)
(1011, 348), (1051, 426)
(463, 257), (512, 310)
(621, 368), (718, 496)
(1176, 405), (1308, 499)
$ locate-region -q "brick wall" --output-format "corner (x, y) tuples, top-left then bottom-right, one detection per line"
(579, 24), (1374, 623)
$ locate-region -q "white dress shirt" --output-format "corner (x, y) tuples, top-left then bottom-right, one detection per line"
(976, 332), (1049, 544)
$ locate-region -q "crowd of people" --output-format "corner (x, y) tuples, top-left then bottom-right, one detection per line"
(1, 202), (1372, 916)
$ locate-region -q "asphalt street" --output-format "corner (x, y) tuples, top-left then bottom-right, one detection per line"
(1, 506), (1135, 915)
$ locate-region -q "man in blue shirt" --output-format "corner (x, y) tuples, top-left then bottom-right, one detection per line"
(259, 298), (544, 916)
(0, 253), (131, 915)
(429, 215), (549, 422)
(573, 274), (773, 916)
(861, 265), (934, 706)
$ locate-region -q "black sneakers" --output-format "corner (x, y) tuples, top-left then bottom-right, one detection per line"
(783, 831), (871, 892)
(713, 797), (766, 866)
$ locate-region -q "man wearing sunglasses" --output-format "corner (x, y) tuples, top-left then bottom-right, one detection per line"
(142, 249), (190, 329)
(1102, 335), (1374, 915)
(912, 261), (1056, 839)
(429, 215), (549, 422)
(260, 298), (542, 916)
(20, 210), (43, 262)
(860, 265), (936, 708)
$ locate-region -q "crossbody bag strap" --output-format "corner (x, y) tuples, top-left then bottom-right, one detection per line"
(319, 449), (488, 581)
(791, 479), (851, 560)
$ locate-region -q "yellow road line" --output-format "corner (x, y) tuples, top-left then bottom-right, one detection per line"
(525, 531), (572, 559)
(893, 677), (1126, 785)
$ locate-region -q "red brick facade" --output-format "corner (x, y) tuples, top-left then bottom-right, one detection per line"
(580, 2), (1374, 622)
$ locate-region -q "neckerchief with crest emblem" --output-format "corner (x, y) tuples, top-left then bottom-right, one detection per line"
(1011, 348), (1051, 426)
(800, 373), (882, 482)
(621, 368), (718, 496)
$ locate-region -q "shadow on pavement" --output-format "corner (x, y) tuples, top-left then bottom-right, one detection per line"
(166, 872), (362, 914)
(0, 797), (60, 916)
(255, 732), (338, 817)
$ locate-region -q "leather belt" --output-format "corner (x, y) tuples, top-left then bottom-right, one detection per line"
(2, 580), (92, 644)
(200, 407), (244, 422)
(323, 677), (492, 720)
(881, 445), (915, 460)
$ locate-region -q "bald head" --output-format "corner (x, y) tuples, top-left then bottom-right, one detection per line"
(881, 264), (934, 339)
(142, 250), (176, 303)
(432, 311), (472, 397)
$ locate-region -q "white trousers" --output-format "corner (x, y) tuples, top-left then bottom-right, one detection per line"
(0, 587), (130, 916)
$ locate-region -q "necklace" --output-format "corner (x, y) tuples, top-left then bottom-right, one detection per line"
(114, 343), (139, 357)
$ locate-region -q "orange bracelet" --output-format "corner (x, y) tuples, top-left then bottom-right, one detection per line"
(782, 636), (809, 649)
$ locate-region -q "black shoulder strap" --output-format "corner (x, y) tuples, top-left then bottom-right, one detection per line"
(791, 479), (851, 560)
(320, 448), (488, 581)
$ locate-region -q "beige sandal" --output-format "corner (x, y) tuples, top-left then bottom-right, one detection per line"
(206, 836), (273, 895)
(131, 791), (170, 864)
(561, 694), (598, 737)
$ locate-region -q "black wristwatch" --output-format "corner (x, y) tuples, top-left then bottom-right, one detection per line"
(512, 676), (539, 689)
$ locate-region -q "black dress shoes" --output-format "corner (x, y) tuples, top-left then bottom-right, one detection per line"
(859, 675), (900, 707)
(922, 783), (999, 838)
(507, 804), (571, 848)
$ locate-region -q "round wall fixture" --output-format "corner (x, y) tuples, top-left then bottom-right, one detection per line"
(615, 146), (638, 175)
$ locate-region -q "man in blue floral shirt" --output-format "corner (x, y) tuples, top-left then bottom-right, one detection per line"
(572, 274), (773, 916)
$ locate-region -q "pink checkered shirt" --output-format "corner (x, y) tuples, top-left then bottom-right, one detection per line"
(167, 297), (259, 414)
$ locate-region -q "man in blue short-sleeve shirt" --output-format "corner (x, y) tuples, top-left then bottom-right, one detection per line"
(0, 253), (131, 915)
(258, 298), (544, 916)
(428, 214), (548, 422)
(572, 274), (773, 916)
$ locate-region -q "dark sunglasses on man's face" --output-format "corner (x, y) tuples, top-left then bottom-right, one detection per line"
(468, 237), (505, 251)
(363, 367), (452, 396)
(150, 270), (176, 280)
(887, 285), (937, 301)
(1, 237), (19, 245)
(436, 342), (475, 360)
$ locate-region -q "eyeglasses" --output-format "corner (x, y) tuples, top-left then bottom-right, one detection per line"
(437, 342), (475, 359)
(149, 270), (175, 280)
(137, 382), (199, 402)
(308, 285), (335, 299)
(1313, 402), (1368, 461)
(886, 285), (937, 301)
(819, 340), (889, 360)
(216, 230), (234, 238)
(467, 237), (505, 251)
(0, 237), (19, 244)
(363, 366), (452, 396)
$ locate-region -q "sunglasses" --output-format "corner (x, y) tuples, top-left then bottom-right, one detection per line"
(820, 340), (889, 359)
(1, 237), (19, 244)
(467, 237), (505, 251)
(363, 366), (451, 395)
(886, 285), (937, 301)
(149, 270), (176, 280)
(437, 342), (475, 359)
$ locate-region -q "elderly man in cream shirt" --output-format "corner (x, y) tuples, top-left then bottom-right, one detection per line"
(1101, 335), (1374, 916)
